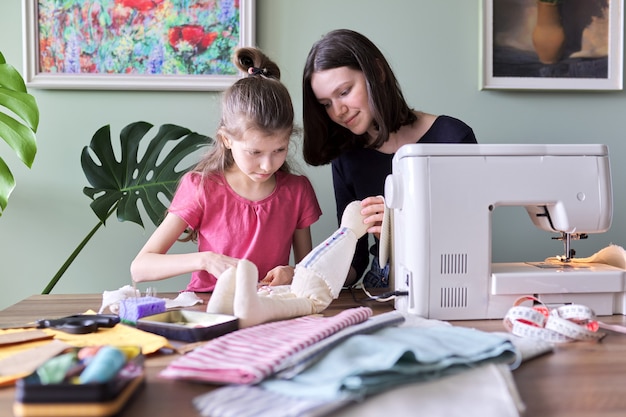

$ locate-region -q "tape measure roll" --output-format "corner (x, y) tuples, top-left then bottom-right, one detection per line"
(503, 296), (605, 343)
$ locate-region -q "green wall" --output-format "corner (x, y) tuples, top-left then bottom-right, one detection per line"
(1, 0), (625, 310)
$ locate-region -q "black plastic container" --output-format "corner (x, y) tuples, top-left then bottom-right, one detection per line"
(13, 346), (144, 417)
(136, 310), (238, 342)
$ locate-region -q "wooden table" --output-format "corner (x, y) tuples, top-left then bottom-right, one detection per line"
(2, 291), (626, 417)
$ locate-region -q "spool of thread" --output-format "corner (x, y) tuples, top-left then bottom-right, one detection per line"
(79, 346), (126, 384)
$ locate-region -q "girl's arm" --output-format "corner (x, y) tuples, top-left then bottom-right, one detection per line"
(130, 212), (238, 282)
(292, 226), (313, 263)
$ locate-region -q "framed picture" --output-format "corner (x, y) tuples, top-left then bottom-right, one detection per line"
(480, 0), (623, 91)
(22, 0), (255, 91)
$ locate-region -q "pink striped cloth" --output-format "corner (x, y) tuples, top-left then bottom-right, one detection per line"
(159, 307), (373, 384)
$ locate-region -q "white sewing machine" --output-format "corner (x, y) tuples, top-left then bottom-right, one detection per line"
(384, 143), (625, 320)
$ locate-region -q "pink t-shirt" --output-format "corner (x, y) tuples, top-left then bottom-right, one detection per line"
(168, 171), (322, 292)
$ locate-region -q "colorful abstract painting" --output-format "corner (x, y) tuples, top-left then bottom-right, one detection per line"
(38, 0), (240, 75)
(23, 0), (254, 90)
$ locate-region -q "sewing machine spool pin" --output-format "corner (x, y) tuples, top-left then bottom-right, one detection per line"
(552, 232), (588, 262)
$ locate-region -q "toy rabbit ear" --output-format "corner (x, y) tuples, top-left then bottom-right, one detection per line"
(378, 196), (391, 267)
(206, 267), (236, 316)
(233, 259), (316, 328)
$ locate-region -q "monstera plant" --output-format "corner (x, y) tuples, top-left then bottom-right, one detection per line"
(0, 51), (39, 217)
(42, 121), (210, 294)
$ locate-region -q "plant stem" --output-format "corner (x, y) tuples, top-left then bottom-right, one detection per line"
(42, 206), (116, 294)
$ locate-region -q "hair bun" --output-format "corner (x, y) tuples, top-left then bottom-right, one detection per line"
(238, 54), (254, 69)
(233, 47), (281, 80)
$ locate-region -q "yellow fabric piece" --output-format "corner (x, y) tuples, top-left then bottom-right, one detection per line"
(44, 322), (172, 354)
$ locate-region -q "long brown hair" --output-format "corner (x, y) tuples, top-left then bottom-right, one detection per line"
(302, 29), (416, 166)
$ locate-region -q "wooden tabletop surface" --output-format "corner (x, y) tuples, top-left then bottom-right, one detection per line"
(2, 291), (626, 417)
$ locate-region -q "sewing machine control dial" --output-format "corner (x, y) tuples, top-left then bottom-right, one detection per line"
(384, 174), (402, 209)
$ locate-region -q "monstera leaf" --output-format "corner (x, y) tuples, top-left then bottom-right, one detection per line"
(82, 121), (209, 227)
(42, 122), (211, 294)
(0, 51), (39, 216)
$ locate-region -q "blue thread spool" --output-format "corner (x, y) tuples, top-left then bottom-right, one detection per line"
(79, 346), (126, 384)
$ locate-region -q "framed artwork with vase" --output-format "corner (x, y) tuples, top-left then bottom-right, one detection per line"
(480, 0), (623, 90)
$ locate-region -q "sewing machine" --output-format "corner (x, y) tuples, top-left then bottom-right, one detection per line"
(384, 144), (625, 320)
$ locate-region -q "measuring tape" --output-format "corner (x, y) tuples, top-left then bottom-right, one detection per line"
(503, 296), (605, 343)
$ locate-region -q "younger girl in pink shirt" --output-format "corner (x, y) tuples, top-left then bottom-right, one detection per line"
(131, 47), (321, 292)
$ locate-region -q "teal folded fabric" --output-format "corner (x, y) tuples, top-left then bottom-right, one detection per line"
(274, 311), (406, 379)
(261, 325), (518, 401)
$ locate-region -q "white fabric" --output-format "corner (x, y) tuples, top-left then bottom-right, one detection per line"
(378, 195), (391, 267)
(325, 363), (524, 417)
(100, 285), (202, 314)
(163, 291), (204, 309)
(98, 285), (140, 314)
(546, 243), (626, 269)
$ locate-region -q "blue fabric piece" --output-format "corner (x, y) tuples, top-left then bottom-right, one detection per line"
(274, 311), (405, 379)
(261, 325), (517, 401)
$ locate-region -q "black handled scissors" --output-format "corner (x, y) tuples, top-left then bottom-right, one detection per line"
(3, 314), (120, 334)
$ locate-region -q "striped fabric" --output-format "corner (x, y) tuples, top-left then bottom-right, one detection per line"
(160, 306), (373, 384)
(273, 310), (405, 379)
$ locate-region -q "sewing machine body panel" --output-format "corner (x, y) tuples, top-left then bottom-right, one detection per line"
(492, 262), (623, 295)
(386, 144), (620, 320)
(492, 262), (624, 316)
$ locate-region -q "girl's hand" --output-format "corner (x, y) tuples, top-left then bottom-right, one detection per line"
(259, 266), (295, 286)
(203, 252), (240, 277)
(360, 196), (385, 237)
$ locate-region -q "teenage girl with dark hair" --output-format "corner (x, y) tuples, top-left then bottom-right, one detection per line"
(302, 29), (476, 288)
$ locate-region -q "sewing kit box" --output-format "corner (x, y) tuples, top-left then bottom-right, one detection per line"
(13, 346), (144, 417)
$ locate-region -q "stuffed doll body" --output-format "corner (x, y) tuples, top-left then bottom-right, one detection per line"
(207, 201), (369, 327)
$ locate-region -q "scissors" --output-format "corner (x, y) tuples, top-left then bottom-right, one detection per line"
(2, 314), (120, 334)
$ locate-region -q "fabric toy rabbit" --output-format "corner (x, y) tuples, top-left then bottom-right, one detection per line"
(207, 200), (369, 327)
